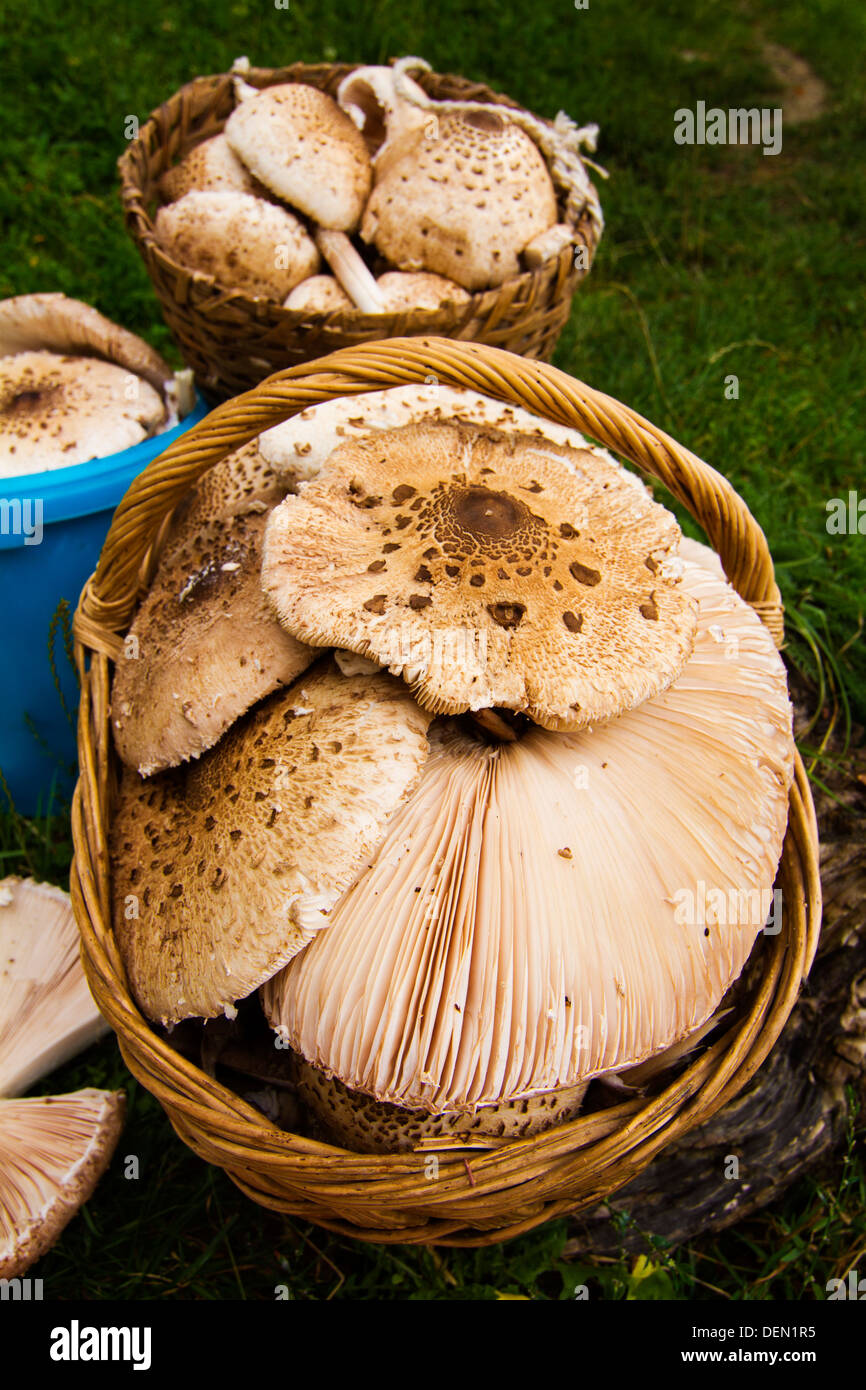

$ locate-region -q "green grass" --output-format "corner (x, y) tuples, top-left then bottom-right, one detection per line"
(1, 0), (864, 1299)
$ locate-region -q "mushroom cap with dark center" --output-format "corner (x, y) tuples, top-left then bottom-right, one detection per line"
(111, 660), (432, 1025)
(361, 109), (558, 289)
(111, 509), (315, 776)
(0, 351), (166, 475)
(261, 422), (697, 730)
(225, 84), (372, 231)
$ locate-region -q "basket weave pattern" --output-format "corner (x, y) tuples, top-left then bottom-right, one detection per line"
(119, 65), (601, 401)
(71, 340), (821, 1246)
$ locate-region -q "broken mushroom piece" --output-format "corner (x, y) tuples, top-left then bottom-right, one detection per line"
(0, 878), (109, 1098)
(111, 660), (432, 1025)
(265, 551), (794, 1151)
(0, 1090), (124, 1277)
(261, 421), (697, 730)
(154, 191), (319, 301)
(159, 133), (266, 202)
(225, 83), (382, 312)
(361, 107), (558, 290)
(0, 351), (166, 476)
(111, 510), (315, 776)
(336, 62), (431, 160)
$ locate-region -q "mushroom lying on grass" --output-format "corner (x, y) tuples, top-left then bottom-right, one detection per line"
(0, 878), (124, 1274)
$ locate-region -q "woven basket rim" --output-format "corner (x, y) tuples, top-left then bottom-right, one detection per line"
(71, 339), (822, 1245)
(117, 61), (602, 326)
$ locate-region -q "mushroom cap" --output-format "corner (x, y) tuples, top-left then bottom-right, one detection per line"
(111, 509), (315, 776)
(0, 351), (166, 476)
(261, 421), (697, 730)
(0, 1090), (124, 1277)
(293, 1058), (587, 1153)
(154, 191), (319, 300)
(361, 108), (557, 289)
(376, 271), (471, 311)
(225, 84), (372, 231)
(162, 439), (287, 550)
(258, 382), (622, 484)
(160, 133), (265, 202)
(0, 878), (109, 1098)
(265, 550), (794, 1112)
(283, 275), (354, 313)
(111, 660), (432, 1025)
(0, 293), (172, 394)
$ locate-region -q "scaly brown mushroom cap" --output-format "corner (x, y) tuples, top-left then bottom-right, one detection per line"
(261, 421), (696, 730)
(0, 351), (166, 475)
(160, 133), (265, 202)
(265, 550), (794, 1119)
(111, 660), (432, 1025)
(225, 84), (372, 231)
(111, 509), (315, 776)
(361, 108), (557, 289)
(0, 878), (109, 1099)
(154, 191), (319, 300)
(0, 1090), (124, 1277)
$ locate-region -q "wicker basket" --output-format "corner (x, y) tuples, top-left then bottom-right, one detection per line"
(118, 63), (602, 402)
(71, 339), (821, 1247)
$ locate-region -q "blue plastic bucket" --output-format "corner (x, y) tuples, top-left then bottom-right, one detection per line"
(0, 396), (208, 815)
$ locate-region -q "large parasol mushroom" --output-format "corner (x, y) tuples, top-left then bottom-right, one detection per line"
(111, 660), (432, 1025)
(263, 548), (795, 1151)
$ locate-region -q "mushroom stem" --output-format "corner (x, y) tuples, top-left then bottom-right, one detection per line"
(314, 229), (386, 313)
(470, 709), (519, 742)
(522, 223), (576, 269)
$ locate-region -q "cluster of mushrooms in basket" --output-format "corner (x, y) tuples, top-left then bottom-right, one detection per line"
(108, 384), (795, 1154)
(154, 57), (598, 313)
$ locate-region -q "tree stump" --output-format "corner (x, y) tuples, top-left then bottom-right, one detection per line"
(566, 672), (866, 1256)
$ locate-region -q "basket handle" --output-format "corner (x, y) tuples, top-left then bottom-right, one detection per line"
(75, 337), (783, 646)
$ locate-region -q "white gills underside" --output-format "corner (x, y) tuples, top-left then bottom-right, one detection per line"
(265, 552), (794, 1113)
